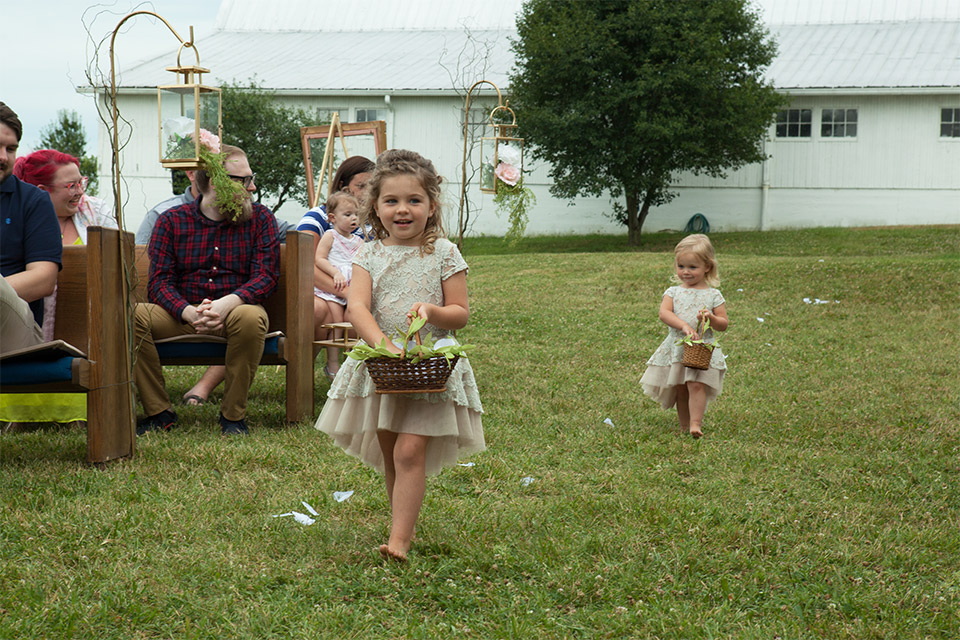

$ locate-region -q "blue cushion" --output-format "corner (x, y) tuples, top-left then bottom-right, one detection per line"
(156, 335), (280, 360)
(0, 356), (75, 385)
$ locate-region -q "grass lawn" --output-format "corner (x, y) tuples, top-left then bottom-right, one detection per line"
(1, 226), (958, 639)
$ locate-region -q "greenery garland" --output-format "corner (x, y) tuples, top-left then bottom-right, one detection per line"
(198, 146), (247, 222)
(493, 180), (536, 245)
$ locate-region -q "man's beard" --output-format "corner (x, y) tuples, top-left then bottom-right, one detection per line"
(226, 195), (254, 224)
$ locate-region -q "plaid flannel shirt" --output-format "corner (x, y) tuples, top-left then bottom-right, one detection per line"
(147, 195), (280, 320)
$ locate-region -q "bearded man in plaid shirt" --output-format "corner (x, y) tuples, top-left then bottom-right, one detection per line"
(133, 144), (279, 436)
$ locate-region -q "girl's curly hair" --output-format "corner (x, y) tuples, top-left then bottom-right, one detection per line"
(673, 233), (721, 287)
(360, 149), (445, 254)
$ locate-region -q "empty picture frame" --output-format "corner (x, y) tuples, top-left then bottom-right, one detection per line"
(301, 119), (387, 208)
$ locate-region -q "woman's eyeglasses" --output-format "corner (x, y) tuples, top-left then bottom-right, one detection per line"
(228, 173), (256, 188)
(48, 176), (89, 193)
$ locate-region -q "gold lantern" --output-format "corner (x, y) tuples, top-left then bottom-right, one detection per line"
(479, 103), (524, 194)
(158, 56), (222, 169)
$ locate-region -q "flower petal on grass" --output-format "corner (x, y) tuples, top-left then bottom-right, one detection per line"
(603, 418), (615, 427)
(521, 476), (536, 486)
(301, 501), (318, 516)
(333, 491), (354, 502)
(292, 511), (316, 526)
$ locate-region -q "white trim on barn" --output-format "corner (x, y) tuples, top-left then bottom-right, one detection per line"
(94, 0), (960, 237)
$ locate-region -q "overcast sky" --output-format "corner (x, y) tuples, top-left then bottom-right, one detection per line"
(6, 1), (220, 154)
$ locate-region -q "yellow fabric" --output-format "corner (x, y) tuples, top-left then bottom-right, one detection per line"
(0, 393), (86, 422)
(1, 234), (85, 423)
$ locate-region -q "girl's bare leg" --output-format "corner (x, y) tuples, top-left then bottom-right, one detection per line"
(686, 381), (706, 438)
(324, 300), (345, 375)
(675, 384), (690, 432)
(378, 430), (398, 506)
(377, 431), (428, 560)
(313, 296), (330, 340)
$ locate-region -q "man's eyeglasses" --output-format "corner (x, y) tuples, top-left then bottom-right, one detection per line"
(49, 176), (89, 194)
(228, 174), (256, 188)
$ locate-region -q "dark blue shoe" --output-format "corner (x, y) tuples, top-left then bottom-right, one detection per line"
(219, 414), (249, 436)
(136, 409), (177, 436)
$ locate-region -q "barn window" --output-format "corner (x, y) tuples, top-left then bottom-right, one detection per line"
(821, 109), (857, 137)
(355, 108), (387, 122)
(775, 109), (812, 138)
(941, 108), (960, 137)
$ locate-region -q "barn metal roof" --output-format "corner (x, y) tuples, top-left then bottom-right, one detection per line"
(767, 20), (960, 90)
(115, 7), (960, 94)
(117, 28), (515, 93)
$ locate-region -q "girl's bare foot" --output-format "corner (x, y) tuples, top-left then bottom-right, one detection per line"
(689, 424), (703, 439)
(379, 544), (407, 563)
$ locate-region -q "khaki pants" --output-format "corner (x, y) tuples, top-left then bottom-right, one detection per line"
(133, 302), (268, 421)
(0, 275), (44, 354)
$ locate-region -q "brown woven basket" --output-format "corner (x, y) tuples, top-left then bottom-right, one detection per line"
(365, 354), (459, 394)
(362, 328), (461, 394)
(682, 342), (713, 370)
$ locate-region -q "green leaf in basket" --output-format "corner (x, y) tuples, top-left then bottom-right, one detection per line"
(406, 314), (427, 341)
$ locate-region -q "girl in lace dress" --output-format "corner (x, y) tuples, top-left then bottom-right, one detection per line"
(315, 150), (484, 562)
(639, 234), (729, 439)
(314, 191), (363, 377)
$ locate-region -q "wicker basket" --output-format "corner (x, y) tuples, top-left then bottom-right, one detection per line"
(681, 342), (713, 370)
(362, 328), (461, 394)
(365, 354), (460, 394)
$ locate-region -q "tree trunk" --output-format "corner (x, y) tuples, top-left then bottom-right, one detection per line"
(626, 190), (653, 246)
(626, 190), (640, 245)
(625, 189), (643, 247)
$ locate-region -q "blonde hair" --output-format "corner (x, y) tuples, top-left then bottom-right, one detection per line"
(360, 149), (445, 254)
(673, 233), (720, 287)
(325, 191), (359, 220)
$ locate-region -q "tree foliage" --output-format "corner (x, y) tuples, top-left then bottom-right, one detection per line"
(218, 80), (324, 213)
(40, 110), (99, 196)
(509, 0), (784, 243)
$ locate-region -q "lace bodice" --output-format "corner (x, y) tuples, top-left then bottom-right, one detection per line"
(354, 238), (468, 339)
(646, 286), (727, 370)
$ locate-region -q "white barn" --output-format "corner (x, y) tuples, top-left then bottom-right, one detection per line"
(97, 0), (960, 236)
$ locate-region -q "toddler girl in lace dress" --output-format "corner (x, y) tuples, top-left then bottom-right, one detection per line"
(314, 149), (484, 562)
(639, 234), (729, 438)
(314, 191), (363, 376)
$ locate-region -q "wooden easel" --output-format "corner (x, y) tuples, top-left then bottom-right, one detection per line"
(312, 112), (351, 209)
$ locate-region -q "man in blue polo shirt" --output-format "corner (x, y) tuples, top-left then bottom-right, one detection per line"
(0, 102), (61, 353)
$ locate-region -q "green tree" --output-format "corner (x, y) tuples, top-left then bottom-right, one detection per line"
(39, 110), (99, 196)
(218, 80), (323, 213)
(509, 0), (784, 244)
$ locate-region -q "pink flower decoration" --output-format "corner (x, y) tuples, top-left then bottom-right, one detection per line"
(197, 128), (221, 154)
(494, 162), (521, 187)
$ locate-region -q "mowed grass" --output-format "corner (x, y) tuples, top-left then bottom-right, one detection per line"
(1, 226), (958, 639)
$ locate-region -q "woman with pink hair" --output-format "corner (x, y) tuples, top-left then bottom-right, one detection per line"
(13, 149), (116, 246)
(0, 151), (116, 427)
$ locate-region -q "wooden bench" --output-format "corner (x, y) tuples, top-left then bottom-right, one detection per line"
(0, 227), (136, 464)
(132, 230), (314, 422)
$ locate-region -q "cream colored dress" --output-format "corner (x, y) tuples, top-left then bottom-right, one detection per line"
(314, 238), (484, 476)
(639, 286), (726, 410)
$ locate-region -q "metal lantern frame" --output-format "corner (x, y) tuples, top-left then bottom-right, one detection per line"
(457, 79), (527, 248)
(479, 103), (524, 194)
(157, 51), (222, 170)
(109, 13), (218, 228)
